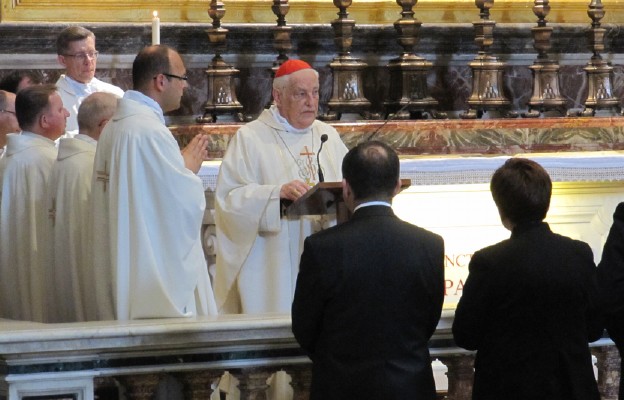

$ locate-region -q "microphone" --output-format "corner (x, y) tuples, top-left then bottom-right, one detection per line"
(317, 133), (328, 183)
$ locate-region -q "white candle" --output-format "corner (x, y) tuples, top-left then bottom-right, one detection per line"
(152, 10), (160, 45)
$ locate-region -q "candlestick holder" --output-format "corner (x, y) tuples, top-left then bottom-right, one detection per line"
(460, 0), (511, 119)
(384, 0), (439, 119)
(265, 0), (293, 109)
(323, 0), (371, 121)
(523, 0), (566, 117)
(576, 0), (619, 116)
(197, 0), (243, 123)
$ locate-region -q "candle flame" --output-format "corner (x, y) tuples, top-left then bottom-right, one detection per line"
(153, 10), (158, 18)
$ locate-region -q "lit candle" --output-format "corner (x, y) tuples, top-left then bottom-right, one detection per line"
(152, 10), (160, 45)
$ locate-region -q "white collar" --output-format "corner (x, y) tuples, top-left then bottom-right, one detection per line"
(123, 90), (165, 125)
(354, 201), (392, 212)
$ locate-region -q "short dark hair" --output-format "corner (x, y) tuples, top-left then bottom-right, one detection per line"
(0, 71), (41, 93)
(342, 140), (400, 201)
(490, 158), (552, 225)
(132, 45), (172, 90)
(56, 26), (95, 55)
(15, 84), (57, 130)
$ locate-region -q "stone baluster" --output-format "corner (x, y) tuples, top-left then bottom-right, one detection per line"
(238, 368), (272, 400)
(593, 345), (621, 400)
(118, 373), (163, 400)
(440, 354), (474, 400)
(283, 364), (312, 400)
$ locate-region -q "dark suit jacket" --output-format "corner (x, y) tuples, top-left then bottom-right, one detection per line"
(292, 205), (445, 400)
(597, 202), (624, 349)
(452, 222), (601, 400)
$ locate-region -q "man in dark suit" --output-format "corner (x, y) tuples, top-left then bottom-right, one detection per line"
(452, 158), (601, 400)
(292, 140), (445, 400)
(597, 203), (624, 399)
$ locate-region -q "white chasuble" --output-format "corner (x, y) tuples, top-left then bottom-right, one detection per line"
(47, 135), (97, 322)
(90, 92), (217, 320)
(214, 108), (348, 314)
(56, 74), (124, 137)
(0, 132), (57, 322)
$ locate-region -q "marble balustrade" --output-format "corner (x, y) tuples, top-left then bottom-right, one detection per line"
(2, 23), (624, 119)
(0, 313), (618, 400)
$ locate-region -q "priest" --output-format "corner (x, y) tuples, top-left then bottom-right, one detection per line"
(90, 45), (217, 320)
(47, 92), (119, 323)
(214, 59), (349, 314)
(0, 84), (69, 322)
(56, 26), (124, 136)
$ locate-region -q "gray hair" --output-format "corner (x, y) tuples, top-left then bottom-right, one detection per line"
(77, 92), (119, 135)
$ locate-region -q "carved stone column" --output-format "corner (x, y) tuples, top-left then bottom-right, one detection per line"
(118, 373), (162, 400)
(197, 0), (244, 123)
(283, 364), (312, 400)
(578, 0), (620, 116)
(460, 0), (511, 119)
(238, 368), (272, 400)
(524, 0), (566, 117)
(384, 0), (438, 119)
(441, 354), (474, 400)
(324, 0), (371, 120)
(593, 345), (621, 400)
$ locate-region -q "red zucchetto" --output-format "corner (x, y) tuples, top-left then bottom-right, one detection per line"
(275, 59), (312, 78)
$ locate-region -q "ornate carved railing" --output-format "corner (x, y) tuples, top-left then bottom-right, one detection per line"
(0, 312), (618, 400)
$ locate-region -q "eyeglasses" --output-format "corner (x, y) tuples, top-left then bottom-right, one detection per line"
(161, 73), (188, 82)
(62, 51), (99, 62)
(0, 109), (15, 115)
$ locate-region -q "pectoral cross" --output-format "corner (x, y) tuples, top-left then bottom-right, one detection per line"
(96, 161), (110, 192)
(300, 146), (316, 186)
(48, 197), (56, 226)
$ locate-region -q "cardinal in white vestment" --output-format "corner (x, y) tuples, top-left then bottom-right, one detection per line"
(55, 26), (124, 136)
(214, 60), (349, 314)
(90, 45), (217, 320)
(0, 84), (69, 322)
(46, 92), (119, 322)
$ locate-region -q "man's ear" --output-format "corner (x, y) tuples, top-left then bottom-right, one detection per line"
(341, 179), (351, 201)
(153, 74), (166, 92)
(57, 55), (68, 69)
(392, 177), (402, 197)
(272, 88), (282, 107)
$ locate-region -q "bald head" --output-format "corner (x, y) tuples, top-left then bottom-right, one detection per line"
(77, 92), (119, 140)
(0, 90), (19, 143)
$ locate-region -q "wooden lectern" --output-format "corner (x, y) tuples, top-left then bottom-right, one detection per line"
(285, 179), (411, 224)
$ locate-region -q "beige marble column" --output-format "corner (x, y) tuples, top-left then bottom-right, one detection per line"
(118, 373), (163, 400)
(593, 345), (621, 400)
(441, 354), (475, 400)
